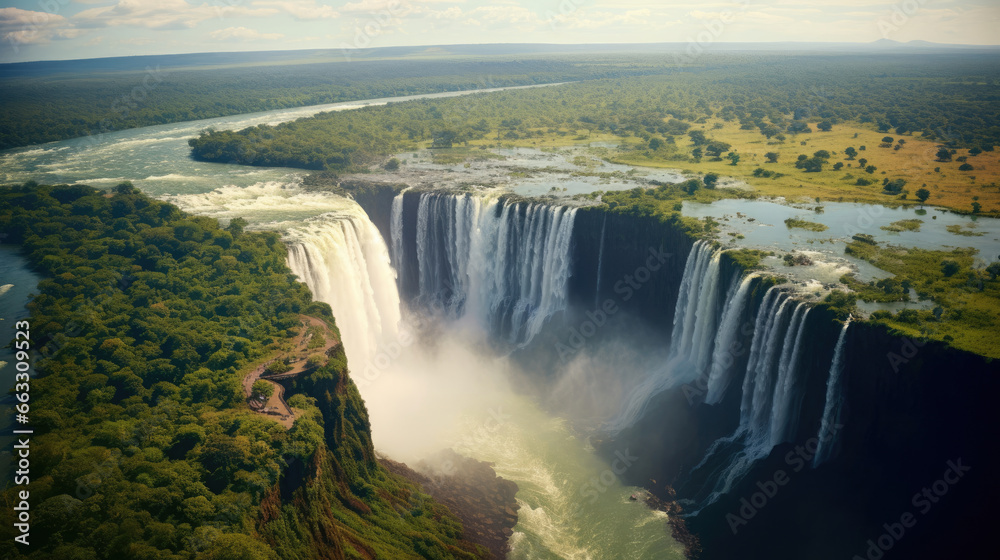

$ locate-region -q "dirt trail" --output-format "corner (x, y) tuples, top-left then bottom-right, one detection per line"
(243, 315), (340, 429)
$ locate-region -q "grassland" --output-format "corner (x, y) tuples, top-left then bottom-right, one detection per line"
(452, 118), (999, 215)
(606, 120), (998, 215)
(843, 240), (1000, 358)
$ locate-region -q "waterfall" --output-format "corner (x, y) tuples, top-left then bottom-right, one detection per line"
(604, 241), (721, 433)
(690, 290), (812, 513)
(813, 317), (852, 467)
(286, 208), (402, 373)
(594, 215), (607, 308)
(390, 189), (406, 275)
(393, 191), (577, 346)
(769, 304), (810, 445)
(704, 275), (757, 404)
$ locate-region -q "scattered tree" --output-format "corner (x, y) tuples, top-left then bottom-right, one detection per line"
(703, 172), (719, 188)
(764, 151), (779, 163)
(844, 147), (858, 159)
(384, 157), (400, 171)
(688, 130), (708, 145)
(936, 147), (952, 161)
(727, 152), (741, 165)
(704, 140), (732, 158)
(252, 379), (274, 400)
(941, 260), (961, 277)
(817, 121), (833, 131)
(916, 188), (930, 203)
(959, 163), (974, 171)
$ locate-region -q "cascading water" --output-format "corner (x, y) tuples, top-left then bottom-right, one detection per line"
(605, 240), (722, 433)
(813, 317), (852, 467)
(285, 210), (402, 372)
(396, 191), (577, 346)
(390, 188), (407, 276)
(689, 291), (811, 513)
(704, 274), (757, 404)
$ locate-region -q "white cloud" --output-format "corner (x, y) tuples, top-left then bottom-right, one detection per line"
(0, 7), (79, 48)
(253, 0), (339, 20)
(73, 0), (277, 30)
(210, 26), (285, 40)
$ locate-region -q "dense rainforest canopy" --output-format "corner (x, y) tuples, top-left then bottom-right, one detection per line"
(0, 183), (488, 560)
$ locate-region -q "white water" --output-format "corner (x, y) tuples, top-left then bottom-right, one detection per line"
(814, 317), (852, 467)
(691, 291), (811, 513)
(402, 192), (577, 346)
(286, 215), (402, 372)
(164, 180), (681, 557)
(704, 274), (757, 404)
(605, 240), (722, 434)
(390, 188), (407, 275)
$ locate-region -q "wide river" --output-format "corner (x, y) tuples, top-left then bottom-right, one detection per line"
(0, 86), (686, 559)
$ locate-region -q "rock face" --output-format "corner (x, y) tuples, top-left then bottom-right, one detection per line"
(381, 450), (520, 560)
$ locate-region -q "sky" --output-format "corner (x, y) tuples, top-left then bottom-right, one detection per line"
(1, 0), (998, 63)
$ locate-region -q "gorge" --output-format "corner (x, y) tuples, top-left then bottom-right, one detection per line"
(2, 80), (998, 559)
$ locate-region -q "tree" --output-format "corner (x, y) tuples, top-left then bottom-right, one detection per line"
(384, 157), (400, 171)
(936, 147), (952, 161)
(431, 129), (456, 148)
(972, 201), (982, 213)
(833, 162), (844, 170)
(882, 136), (894, 144)
(765, 152), (779, 163)
(813, 149), (831, 159)
(883, 178), (907, 194)
(113, 181), (138, 194)
(844, 147), (858, 159)
(648, 137), (663, 150)
(858, 158), (868, 168)
(688, 130), (708, 145)
(251, 380), (274, 400)
(986, 262), (1000, 280)
(865, 165), (877, 174)
(727, 152), (741, 165)
(788, 121), (812, 134)
(703, 173), (719, 188)
(704, 140), (731, 158)
(691, 147), (703, 161)
(227, 217), (248, 236)
(916, 188), (930, 203)
(959, 163), (974, 171)
(761, 125), (781, 139)
(941, 260), (960, 277)
(817, 121), (833, 131)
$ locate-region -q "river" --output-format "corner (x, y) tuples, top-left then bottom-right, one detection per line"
(0, 86), (685, 559)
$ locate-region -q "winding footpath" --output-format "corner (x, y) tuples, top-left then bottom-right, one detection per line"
(242, 315), (341, 429)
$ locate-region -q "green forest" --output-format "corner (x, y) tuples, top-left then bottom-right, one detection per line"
(0, 183), (488, 560)
(0, 55), (650, 150)
(187, 54), (1000, 170)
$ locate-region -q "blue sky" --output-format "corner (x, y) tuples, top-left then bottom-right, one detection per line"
(1, 0), (998, 63)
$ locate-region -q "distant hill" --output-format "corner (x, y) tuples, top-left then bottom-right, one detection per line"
(3, 41), (998, 78)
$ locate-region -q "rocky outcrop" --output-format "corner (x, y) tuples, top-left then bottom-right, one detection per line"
(381, 450), (520, 560)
